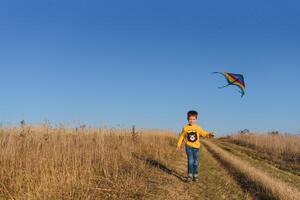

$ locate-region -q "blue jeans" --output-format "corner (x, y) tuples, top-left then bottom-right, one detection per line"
(185, 145), (200, 177)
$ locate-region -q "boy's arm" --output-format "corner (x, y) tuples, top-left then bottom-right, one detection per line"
(198, 126), (209, 138)
(177, 128), (186, 148)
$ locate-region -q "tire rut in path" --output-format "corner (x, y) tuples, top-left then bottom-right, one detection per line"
(144, 146), (250, 200)
(214, 140), (300, 189)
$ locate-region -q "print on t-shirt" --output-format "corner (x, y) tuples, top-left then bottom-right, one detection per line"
(187, 131), (198, 142)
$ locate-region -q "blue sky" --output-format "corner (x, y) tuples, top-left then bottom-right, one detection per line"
(0, 0), (299, 135)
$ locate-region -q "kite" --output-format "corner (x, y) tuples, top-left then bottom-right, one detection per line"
(213, 72), (246, 97)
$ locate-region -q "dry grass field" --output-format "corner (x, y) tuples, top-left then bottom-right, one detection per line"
(0, 127), (299, 200)
(0, 126), (179, 199)
(226, 133), (300, 174)
(207, 132), (300, 200)
(203, 140), (300, 200)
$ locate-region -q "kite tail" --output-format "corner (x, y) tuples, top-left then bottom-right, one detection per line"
(239, 90), (245, 98)
(218, 84), (231, 89)
(219, 85), (245, 97)
(212, 72), (231, 88)
(241, 92), (245, 98)
(212, 72), (225, 76)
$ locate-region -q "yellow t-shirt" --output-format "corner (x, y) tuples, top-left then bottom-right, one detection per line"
(177, 124), (209, 149)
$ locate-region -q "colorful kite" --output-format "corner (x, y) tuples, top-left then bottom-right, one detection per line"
(213, 72), (246, 97)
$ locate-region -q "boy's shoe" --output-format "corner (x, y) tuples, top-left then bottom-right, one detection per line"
(186, 176), (193, 182)
(193, 177), (199, 182)
(193, 174), (199, 182)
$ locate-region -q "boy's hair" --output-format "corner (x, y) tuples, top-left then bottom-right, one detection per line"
(187, 110), (198, 119)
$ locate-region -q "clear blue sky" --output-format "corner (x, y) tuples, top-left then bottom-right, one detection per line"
(1, 0), (299, 135)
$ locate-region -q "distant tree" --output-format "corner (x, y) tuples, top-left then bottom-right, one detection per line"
(76, 124), (86, 132)
(239, 129), (250, 134)
(269, 131), (279, 135)
(20, 120), (25, 127)
(80, 124), (86, 129)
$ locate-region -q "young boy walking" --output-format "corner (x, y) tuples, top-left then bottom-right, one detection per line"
(177, 110), (209, 182)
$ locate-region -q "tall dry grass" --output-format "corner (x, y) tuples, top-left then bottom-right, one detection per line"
(203, 140), (300, 200)
(0, 126), (177, 199)
(229, 133), (300, 165)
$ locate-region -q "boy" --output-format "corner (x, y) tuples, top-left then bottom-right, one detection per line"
(177, 110), (209, 182)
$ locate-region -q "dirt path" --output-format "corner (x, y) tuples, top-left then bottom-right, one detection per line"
(144, 146), (250, 200)
(214, 140), (300, 189)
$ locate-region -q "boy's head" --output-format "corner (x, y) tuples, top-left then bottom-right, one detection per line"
(187, 110), (198, 125)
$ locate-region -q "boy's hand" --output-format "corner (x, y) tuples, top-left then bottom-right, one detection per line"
(176, 147), (181, 151)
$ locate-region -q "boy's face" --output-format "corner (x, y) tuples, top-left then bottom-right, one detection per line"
(188, 116), (197, 125)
